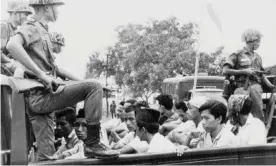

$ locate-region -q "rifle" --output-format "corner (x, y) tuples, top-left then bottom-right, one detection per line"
(244, 70), (270, 90)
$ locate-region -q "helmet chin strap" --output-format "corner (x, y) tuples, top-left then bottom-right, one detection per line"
(19, 13), (23, 25)
(51, 5), (57, 21)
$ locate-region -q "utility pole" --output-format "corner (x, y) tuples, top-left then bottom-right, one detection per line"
(106, 51), (109, 118)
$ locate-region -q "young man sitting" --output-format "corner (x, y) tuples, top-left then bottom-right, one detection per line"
(156, 94), (180, 136)
(111, 103), (149, 154)
(175, 101), (188, 123)
(166, 96), (208, 146)
(63, 108), (112, 159)
(228, 94), (266, 145)
(186, 100), (235, 148)
(136, 108), (176, 153)
(53, 107), (81, 159)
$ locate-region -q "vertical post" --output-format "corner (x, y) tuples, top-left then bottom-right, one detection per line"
(10, 92), (28, 165)
(192, 52), (200, 95)
(192, 3), (205, 96)
(106, 51), (109, 118)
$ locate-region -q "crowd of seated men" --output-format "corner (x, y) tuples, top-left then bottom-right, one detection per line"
(28, 93), (269, 162)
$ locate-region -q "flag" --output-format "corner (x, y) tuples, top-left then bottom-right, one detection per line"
(198, 2), (223, 53)
(207, 3), (222, 33)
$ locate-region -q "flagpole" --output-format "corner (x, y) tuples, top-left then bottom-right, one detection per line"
(192, 3), (205, 96)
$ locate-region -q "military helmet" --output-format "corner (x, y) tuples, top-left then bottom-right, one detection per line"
(241, 29), (263, 43)
(29, 0), (65, 6)
(15, 5), (33, 14)
(50, 32), (65, 46)
(7, 1), (32, 14)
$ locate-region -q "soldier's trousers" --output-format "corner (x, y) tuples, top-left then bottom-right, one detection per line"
(234, 83), (264, 122)
(26, 79), (103, 161)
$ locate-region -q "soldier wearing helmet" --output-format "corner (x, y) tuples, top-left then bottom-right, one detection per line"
(50, 32), (65, 54)
(6, 0), (119, 161)
(1, 1), (32, 76)
(223, 29), (274, 122)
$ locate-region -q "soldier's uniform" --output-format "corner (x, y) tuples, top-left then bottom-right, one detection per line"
(1, 3), (32, 75)
(224, 29), (265, 121)
(8, 0), (119, 161)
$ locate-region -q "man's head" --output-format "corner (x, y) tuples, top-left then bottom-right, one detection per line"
(186, 96), (209, 121)
(156, 94), (173, 113)
(55, 107), (76, 138)
(241, 29), (263, 50)
(74, 109), (87, 140)
(112, 100), (115, 104)
(29, 0), (65, 22)
(228, 95), (252, 125)
(124, 105), (137, 132)
(199, 100), (227, 132)
(116, 106), (125, 121)
(7, 1), (32, 25)
(50, 32), (65, 54)
(175, 101), (188, 121)
(135, 108), (160, 142)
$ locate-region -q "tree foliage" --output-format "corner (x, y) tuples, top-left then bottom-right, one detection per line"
(85, 16), (226, 102)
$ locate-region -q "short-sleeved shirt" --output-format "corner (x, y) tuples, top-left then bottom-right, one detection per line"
(128, 136), (149, 153)
(161, 113), (181, 136)
(234, 113), (266, 145)
(54, 130), (81, 157)
(15, 18), (56, 75)
(117, 131), (135, 146)
(147, 133), (176, 153)
(1, 21), (16, 56)
(224, 48), (264, 84)
(166, 120), (196, 143)
(196, 125), (236, 148)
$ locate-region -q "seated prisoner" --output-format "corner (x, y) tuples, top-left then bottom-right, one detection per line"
(106, 105), (129, 146)
(166, 96), (208, 146)
(186, 100), (235, 149)
(53, 107), (81, 159)
(156, 94), (180, 136)
(136, 108), (176, 153)
(111, 102), (149, 154)
(175, 101), (188, 123)
(228, 94), (266, 145)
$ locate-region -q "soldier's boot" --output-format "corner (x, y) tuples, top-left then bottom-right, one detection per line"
(84, 123), (120, 159)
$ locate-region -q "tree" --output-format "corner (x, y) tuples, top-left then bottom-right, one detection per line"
(198, 46), (226, 75)
(85, 16), (226, 102)
(85, 52), (103, 79)
(112, 16), (198, 102)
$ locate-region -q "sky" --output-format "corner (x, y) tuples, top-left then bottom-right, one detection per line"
(1, 0), (276, 79)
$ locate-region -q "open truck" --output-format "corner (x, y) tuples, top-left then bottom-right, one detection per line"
(1, 74), (276, 165)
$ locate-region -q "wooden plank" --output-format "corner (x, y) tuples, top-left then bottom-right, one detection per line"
(1, 87), (12, 151)
(10, 92), (28, 165)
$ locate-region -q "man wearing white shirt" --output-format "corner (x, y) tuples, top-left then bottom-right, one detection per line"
(136, 108), (176, 153)
(176, 100), (236, 155)
(228, 95), (266, 145)
(53, 108), (81, 159)
(112, 103), (149, 154)
(166, 96), (208, 146)
(196, 100), (235, 148)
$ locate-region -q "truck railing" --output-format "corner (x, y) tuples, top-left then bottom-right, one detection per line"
(34, 144), (276, 165)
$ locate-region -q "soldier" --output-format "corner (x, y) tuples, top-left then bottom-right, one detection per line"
(110, 100), (117, 119)
(50, 32), (65, 54)
(1, 1), (32, 76)
(223, 29), (274, 122)
(6, 0), (119, 161)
